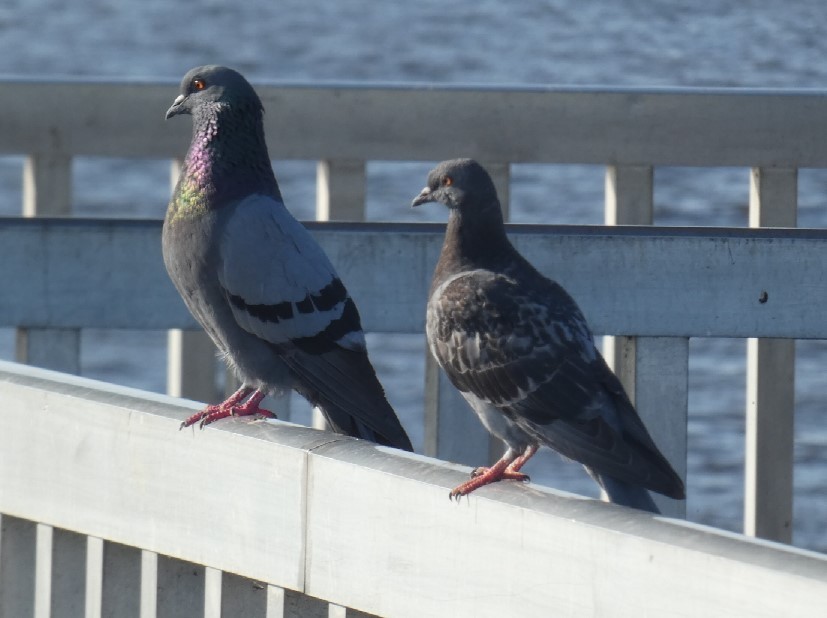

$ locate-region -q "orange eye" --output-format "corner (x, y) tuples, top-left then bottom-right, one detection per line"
(192, 78), (206, 91)
(443, 176), (453, 187)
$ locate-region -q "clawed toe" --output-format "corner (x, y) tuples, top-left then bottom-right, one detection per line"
(178, 389), (277, 431)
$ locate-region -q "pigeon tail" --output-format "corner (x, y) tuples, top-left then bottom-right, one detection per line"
(286, 347), (414, 452)
(592, 471), (661, 513)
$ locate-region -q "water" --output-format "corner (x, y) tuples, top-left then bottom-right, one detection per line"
(1, 1), (825, 551)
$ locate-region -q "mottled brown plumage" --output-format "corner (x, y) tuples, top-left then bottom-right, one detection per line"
(414, 158), (683, 510)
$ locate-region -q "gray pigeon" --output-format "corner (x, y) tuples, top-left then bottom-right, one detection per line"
(162, 65), (412, 451)
(413, 158), (684, 511)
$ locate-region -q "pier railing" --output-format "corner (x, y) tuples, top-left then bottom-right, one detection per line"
(2, 360), (826, 618)
(2, 80), (826, 539)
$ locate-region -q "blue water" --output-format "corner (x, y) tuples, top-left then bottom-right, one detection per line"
(0, 1), (825, 551)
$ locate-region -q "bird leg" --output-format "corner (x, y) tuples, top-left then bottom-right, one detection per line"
(179, 387), (276, 430)
(449, 444), (538, 500)
(471, 443), (538, 479)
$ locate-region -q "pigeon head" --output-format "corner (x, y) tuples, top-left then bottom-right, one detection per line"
(165, 65), (263, 120)
(165, 65), (280, 214)
(411, 159), (500, 215)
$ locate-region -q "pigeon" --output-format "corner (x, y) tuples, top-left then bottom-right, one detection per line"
(162, 65), (412, 451)
(412, 158), (684, 512)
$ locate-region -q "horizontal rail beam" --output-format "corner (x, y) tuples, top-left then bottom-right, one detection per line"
(2, 81), (827, 166)
(0, 361), (825, 617)
(1, 218), (826, 338)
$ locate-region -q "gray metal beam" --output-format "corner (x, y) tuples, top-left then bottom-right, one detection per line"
(1, 218), (826, 338)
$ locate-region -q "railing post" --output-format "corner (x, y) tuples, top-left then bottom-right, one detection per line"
(34, 523), (53, 618)
(85, 536), (103, 618)
(316, 159), (367, 221)
(17, 154), (81, 376)
(603, 166), (686, 516)
(140, 551), (158, 618)
(328, 604), (348, 618)
(23, 153), (72, 217)
(166, 330), (219, 402)
(166, 160), (220, 405)
(422, 162), (511, 467)
(611, 337), (689, 516)
(265, 586), (285, 618)
(204, 567), (222, 618)
(745, 167), (797, 543)
(312, 159), (368, 431)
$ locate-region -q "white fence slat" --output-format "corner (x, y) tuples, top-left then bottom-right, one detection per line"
(265, 586), (285, 618)
(51, 528), (86, 618)
(601, 166), (684, 513)
(0, 514), (36, 618)
(84, 536), (103, 618)
(140, 550), (158, 618)
(23, 153), (72, 217)
(203, 567), (221, 618)
(35, 523), (53, 618)
(745, 337), (796, 542)
(616, 337), (689, 517)
(165, 330), (218, 403)
(328, 605), (347, 618)
(745, 166), (797, 543)
(18, 152), (80, 379)
(604, 164), (654, 225)
(312, 159), (368, 430)
(602, 164), (653, 375)
(315, 159), (367, 221)
(748, 167), (798, 228)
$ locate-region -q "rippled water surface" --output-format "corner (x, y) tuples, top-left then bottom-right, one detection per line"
(1, 1), (825, 551)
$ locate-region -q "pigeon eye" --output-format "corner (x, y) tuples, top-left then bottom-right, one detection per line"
(443, 176), (453, 187)
(192, 78), (206, 91)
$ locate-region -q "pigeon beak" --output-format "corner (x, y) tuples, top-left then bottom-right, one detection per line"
(411, 186), (434, 207)
(165, 94), (187, 120)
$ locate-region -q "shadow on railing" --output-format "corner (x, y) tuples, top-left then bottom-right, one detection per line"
(1, 360), (825, 617)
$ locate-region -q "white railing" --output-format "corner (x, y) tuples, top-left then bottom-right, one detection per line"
(2, 79), (825, 538)
(2, 361), (826, 618)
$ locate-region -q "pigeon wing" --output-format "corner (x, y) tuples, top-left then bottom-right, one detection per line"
(428, 269), (681, 495)
(217, 195), (412, 450)
(218, 194), (365, 351)
(428, 269), (601, 422)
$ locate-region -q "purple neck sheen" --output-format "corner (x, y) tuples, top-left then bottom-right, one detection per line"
(182, 104), (282, 206)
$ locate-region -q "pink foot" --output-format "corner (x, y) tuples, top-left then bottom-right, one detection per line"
(179, 387), (277, 430)
(450, 444), (538, 500)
